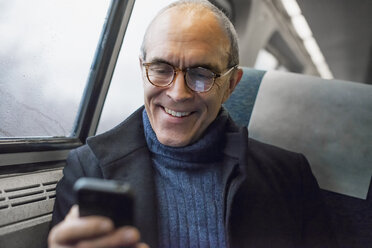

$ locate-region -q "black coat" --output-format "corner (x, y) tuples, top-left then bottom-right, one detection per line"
(51, 107), (336, 248)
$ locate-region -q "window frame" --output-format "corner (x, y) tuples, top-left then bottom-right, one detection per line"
(0, 0), (135, 168)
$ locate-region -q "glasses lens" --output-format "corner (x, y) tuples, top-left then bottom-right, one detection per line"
(147, 63), (174, 86)
(186, 67), (215, 92)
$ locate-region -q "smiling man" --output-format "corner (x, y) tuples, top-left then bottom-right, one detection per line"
(140, 4), (239, 147)
(48, 1), (336, 248)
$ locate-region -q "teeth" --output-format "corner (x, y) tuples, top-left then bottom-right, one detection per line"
(164, 107), (191, 117)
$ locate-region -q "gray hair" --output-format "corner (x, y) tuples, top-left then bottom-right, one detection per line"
(140, 0), (239, 68)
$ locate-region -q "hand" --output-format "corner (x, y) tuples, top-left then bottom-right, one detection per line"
(48, 205), (149, 248)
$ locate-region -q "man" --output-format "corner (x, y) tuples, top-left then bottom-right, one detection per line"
(48, 1), (335, 247)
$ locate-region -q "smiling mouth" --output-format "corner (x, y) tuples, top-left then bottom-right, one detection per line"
(164, 107), (192, 117)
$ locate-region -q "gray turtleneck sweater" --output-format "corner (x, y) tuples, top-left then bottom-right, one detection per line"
(143, 109), (228, 248)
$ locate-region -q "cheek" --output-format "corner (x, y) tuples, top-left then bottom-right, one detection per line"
(143, 84), (167, 126)
(200, 85), (229, 122)
(143, 82), (159, 103)
(206, 84), (229, 106)
(218, 81), (232, 103)
(143, 85), (150, 107)
(200, 91), (225, 120)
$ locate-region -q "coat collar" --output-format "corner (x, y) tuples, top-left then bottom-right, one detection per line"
(86, 106), (251, 247)
(86, 106), (147, 165)
(87, 106), (246, 165)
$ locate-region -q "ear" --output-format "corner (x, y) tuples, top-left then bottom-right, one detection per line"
(139, 57), (146, 80)
(222, 67), (243, 103)
(139, 57), (143, 70)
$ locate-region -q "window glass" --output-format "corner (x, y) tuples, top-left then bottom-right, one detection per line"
(0, 0), (110, 138)
(254, 49), (279, 71)
(254, 49), (289, 72)
(97, 0), (177, 134)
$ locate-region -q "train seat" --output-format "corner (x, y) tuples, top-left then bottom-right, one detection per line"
(224, 67), (372, 247)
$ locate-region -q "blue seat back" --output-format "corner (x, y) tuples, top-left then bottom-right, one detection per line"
(224, 67), (372, 248)
(223, 67), (266, 126)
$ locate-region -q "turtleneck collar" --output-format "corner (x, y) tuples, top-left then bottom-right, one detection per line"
(142, 108), (229, 164)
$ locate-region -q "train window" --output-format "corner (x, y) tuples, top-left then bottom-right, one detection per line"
(254, 49), (288, 72)
(254, 32), (303, 73)
(0, 0), (110, 138)
(97, 0), (175, 133)
(97, 0), (177, 134)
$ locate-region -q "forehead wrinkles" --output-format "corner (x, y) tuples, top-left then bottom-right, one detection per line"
(145, 7), (230, 67)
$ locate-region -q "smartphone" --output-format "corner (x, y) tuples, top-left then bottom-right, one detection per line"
(74, 177), (134, 227)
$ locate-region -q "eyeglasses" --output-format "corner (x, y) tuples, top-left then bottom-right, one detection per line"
(142, 62), (237, 93)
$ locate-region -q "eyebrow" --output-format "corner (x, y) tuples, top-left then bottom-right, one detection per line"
(148, 57), (171, 65)
(148, 57), (221, 74)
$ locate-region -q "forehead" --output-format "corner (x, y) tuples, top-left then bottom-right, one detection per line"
(145, 7), (230, 70)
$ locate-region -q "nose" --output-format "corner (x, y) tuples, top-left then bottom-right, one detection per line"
(166, 71), (194, 102)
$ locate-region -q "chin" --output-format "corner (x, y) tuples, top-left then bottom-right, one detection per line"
(157, 135), (191, 147)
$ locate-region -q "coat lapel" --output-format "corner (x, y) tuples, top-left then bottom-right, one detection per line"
(86, 106), (159, 247)
(100, 147), (159, 248)
(222, 122), (248, 246)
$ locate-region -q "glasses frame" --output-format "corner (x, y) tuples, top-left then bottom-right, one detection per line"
(142, 62), (238, 93)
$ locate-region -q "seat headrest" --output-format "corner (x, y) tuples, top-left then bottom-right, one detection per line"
(243, 69), (372, 199)
(223, 67), (266, 126)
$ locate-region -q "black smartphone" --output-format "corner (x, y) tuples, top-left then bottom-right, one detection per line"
(74, 177), (134, 227)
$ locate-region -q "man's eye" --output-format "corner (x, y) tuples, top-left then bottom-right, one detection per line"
(190, 70), (213, 79)
(153, 68), (169, 74)
(150, 66), (172, 74)
(197, 73), (210, 78)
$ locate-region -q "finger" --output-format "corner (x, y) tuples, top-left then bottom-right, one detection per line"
(75, 226), (141, 248)
(52, 216), (114, 245)
(65, 205), (79, 220)
(137, 242), (150, 248)
(49, 205), (80, 247)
